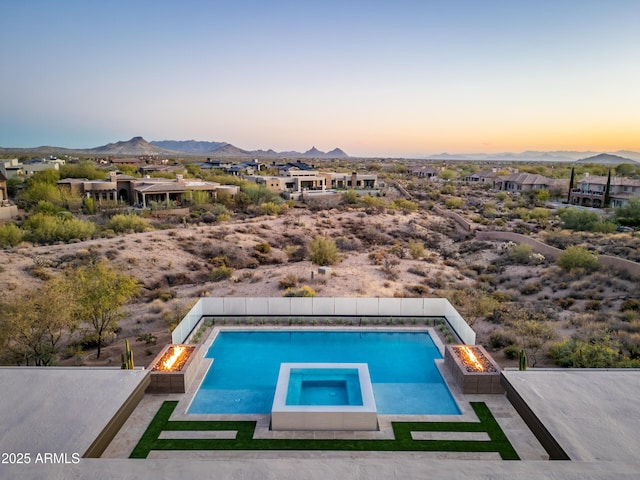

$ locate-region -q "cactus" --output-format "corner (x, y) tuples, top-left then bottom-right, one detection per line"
(518, 349), (527, 371)
(121, 339), (134, 369)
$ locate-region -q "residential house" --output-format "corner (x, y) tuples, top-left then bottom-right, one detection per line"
(272, 161), (315, 174)
(321, 172), (378, 189)
(58, 172), (239, 208)
(199, 158), (232, 170)
(407, 166), (440, 179)
(109, 157), (142, 166)
(243, 176), (283, 192)
(0, 159), (24, 179)
(463, 168), (501, 184)
(493, 173), (565, 194)
(569, 174), (640, 208)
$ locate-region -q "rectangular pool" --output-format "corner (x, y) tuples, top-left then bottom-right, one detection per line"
(188, 330), (460, 415)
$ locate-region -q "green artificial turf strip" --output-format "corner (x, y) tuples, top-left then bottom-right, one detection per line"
(130, 401), (519, 460)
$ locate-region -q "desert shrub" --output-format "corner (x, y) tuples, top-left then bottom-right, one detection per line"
(557, 245), (599, 272)
(357, 225), (392, 245)
(283, 285), (316, 297)
(489, 330), (517, 349)
(544, 230), (573, 249)
(106, 213), (152, 233)
(557, 208), (609, 232)
(285, 245), (307, 262)
(520, 281), (542, 295)
(408, 239), (425, 259)
(23, 213), (96, 243)
(147, 289), (176, 302)
(278, 273), (300, 290)
(389, 242), (406, 259)
(620, 299), (640, 312)
(390, 198), (418, 213)
(335, 236), (361, 251)
(309, 236), (339, 266)
(0, 223), (22, 247)
(554, 297), (576, 309)
(508, 243), (533, 264)
(407, 266), (428, 277)
(585, 300), (601, 311)
(342, 189), (359, 204)
(254, 242), (271, 254)
(503, 344), (521, 360)
(19, 181), (63, 208)
(210, 266), (233, 282)
(513, 207), (531, 221)
(444, 197), (464, 209)
(260, 202), (282, 216)
(136, 333), (158, 345)
(548, 338), (627, 368)
(406, 284), (429, 295)
(530, 207), (551, 221)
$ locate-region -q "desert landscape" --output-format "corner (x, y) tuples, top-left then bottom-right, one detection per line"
(2, 190), (639, 370)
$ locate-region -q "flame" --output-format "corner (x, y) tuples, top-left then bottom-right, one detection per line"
(162, 346), (186, 371)
(459, 346), (485, 372)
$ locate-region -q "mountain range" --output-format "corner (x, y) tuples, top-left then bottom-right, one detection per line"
(425, 150), (640, 163)
(0, 137), (350, 158)
(2, 137), (640, 163)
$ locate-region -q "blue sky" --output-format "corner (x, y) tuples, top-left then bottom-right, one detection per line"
(1, 0), (639, 157)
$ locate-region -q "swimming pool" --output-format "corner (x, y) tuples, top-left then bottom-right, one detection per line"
(188, 330), (460, 415)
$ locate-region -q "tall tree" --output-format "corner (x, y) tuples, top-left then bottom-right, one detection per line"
(72, 261), (140, 358)
(603, 169), (612, 208)
(567, 166), (575, 203)
(0, 277), (77, 365)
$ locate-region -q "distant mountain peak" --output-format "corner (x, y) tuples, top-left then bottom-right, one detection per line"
(577, 153), (638, 165)
(90, 137), (176, 155)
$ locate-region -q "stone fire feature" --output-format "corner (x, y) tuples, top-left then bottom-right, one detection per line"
(147, 344), (200, 394)
(444, 344), (504, 394)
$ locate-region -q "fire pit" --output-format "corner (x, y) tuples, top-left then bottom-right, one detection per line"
(444, 345), (503, 394)
(147, 344), (200, 393)
(152, 345), (195, 372)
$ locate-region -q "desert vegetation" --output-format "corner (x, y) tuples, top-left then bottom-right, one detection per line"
(1, 157), (639, 368)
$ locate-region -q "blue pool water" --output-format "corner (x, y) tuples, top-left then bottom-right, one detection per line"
(287, 368), (362, 406)
(188, 331), (460, 415)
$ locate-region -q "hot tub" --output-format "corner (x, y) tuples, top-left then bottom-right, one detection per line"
(271, 363), (377, 431)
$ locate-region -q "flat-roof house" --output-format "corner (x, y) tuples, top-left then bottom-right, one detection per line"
(322, 172), (378, 189)
(58, 172), (238, 208)
(0, 158), (25, 179)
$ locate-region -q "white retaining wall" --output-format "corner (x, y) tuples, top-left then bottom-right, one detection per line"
(172, 297), (476, 345)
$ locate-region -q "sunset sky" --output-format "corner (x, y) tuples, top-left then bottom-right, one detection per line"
(1, 0), (639, 157)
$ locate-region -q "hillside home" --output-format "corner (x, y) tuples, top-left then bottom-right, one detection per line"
(407, 166), (440, 179)
(1, 157), (64, 179)
(322, 172), (378, 189)
(493, 173), (565, 193)
(199, 158), (232, 170)
(463, 169), (501, 183)
(58, 172), (239, 208)
(243, 175), (283, 192)
(569, 174), (640, 208)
